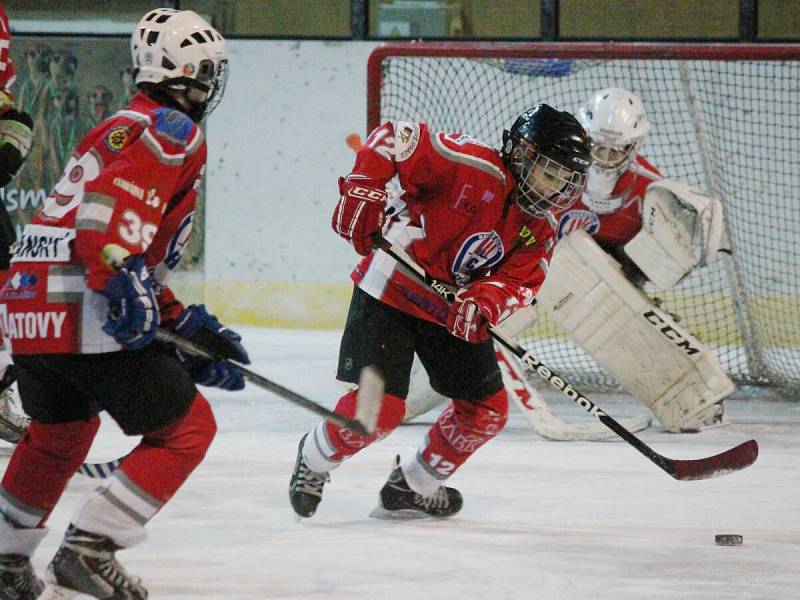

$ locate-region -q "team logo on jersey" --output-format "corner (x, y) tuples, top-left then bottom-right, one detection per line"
(0, 272), (39, 300)
(105, 126), (131, 152)
(556, 209), (600, 240)
(452, 231), (504, 286)
(394, 121), (420, 162)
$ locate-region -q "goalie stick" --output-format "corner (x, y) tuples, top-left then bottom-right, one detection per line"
(372, 233), (758, 481)
(495, 343), (652, 441)
(403, 345), (651, 441)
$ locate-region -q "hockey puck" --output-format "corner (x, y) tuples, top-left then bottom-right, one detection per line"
(715, 534), (743, 546)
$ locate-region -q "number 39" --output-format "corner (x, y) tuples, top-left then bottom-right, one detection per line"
(118, 209), (156, 250)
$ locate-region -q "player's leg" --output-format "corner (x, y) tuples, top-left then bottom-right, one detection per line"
(0, 354), (101, 599)
(42, 345), (212, 599)
(290, 287), (412, 518)
(373, 322), (507, 518)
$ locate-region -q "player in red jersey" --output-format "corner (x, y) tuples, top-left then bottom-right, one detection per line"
(554, 87), (660, 285)
(0, 9), (246, 599)
(0, 4), (35, 450)
(289, 104), (591, 519)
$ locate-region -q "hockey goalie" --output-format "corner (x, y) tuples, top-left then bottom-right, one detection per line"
(539, 88), (732, 432)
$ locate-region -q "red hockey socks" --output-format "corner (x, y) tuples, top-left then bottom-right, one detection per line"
(404, 388), (509, 496)
(1, 417), (100, 527)
(302, 390), (405, 473)
(72, 393), (216, 547)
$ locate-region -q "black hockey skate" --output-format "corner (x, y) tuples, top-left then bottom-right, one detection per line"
(289, 433), (330, 518)
(0, 554), (44, 600)
(370, 456), (462, 519)
(42, 525), (147, 599)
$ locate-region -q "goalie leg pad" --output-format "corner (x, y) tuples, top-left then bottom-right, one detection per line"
(409, 390), (508, 495)
(403, 356), (449, 422)
(538, 230), (733, 432)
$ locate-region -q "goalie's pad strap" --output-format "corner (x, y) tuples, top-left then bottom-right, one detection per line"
(624, 179), (724, 290)
(539, 230), (733, 432)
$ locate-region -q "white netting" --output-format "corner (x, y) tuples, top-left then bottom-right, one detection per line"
(371, 44), (800, 392)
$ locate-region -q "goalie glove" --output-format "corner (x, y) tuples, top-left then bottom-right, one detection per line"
(332, 175), (386, 256)
(173, 304), (250, 391)
(447, 281), (513, 344)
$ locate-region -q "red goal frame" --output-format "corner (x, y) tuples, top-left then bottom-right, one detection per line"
(366, 42), (800, 131)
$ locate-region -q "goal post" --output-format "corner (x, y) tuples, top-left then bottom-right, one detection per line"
(366, 42), (800, 393)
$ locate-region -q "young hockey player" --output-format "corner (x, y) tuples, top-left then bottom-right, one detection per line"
(290, 104), (590, 519)
(0, 9), (247, 599)
(407, 88), (730, 434)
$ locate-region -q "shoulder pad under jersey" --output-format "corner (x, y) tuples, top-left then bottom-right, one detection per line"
(151, 107), (195, 146)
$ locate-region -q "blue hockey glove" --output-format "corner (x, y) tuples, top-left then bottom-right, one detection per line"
(173, 304), (250, 391)
(99, 256), (159, 350)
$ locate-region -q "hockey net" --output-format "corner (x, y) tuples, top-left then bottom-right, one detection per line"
(367, 42), (800, 394)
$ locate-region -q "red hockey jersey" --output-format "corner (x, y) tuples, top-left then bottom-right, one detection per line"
(554, 155), (661, 248)
(349, 121), (556, 326)
(1, 93), (205, 354)
(0, 6), (16, 92)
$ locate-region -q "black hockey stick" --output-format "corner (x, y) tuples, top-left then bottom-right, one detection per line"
(76, 330), (385, 480)
(371, 233), (758, 481)
(154, 328), (383, 437)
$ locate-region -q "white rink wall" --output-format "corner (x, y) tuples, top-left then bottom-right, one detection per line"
(194, 41), (798, 337)
(200, 40), (380, 327)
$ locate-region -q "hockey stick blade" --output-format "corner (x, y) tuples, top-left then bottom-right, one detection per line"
(372, 234), (759, 480)
(155, 329), (373, 436)
(660, 439), (758, 481)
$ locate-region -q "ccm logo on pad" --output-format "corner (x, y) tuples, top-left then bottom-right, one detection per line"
(643, 310), (700, 356)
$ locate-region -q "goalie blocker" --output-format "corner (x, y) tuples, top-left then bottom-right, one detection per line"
(537, 229), (733, 433)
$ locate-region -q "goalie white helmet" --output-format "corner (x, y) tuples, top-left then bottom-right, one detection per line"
(131, 8), (227, 120)
(577, 88), (651, 211)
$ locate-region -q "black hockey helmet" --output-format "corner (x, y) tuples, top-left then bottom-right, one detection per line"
(502, 104), (591, 217)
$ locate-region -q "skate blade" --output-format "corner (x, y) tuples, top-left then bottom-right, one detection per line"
(369, 505), (430, 520)
(39, 583), (92, 600)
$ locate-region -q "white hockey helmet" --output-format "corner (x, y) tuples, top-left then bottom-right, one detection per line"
(131, 8), (227, 118)
(578, 87), (650, 169)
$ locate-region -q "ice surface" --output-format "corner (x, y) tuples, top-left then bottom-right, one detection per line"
(5, 327), (798, 599)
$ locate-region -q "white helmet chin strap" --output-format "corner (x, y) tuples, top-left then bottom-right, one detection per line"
(582, 165), (625, 214)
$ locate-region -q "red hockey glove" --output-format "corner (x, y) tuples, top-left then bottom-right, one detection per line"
(446, 281), (509, 344)
(332, 176), (386, 256)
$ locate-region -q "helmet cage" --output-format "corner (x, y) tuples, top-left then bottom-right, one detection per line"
(160, 58), (229, 119)
(589, 139), (639, 170)
(509, 140), (587, 217)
